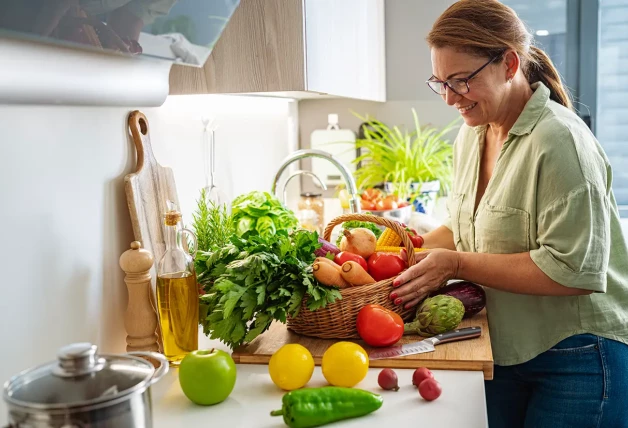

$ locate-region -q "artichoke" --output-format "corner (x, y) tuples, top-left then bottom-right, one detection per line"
(404, 295), (465, 337)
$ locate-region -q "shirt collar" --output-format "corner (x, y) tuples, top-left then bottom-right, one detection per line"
(473, 81), (550, 137)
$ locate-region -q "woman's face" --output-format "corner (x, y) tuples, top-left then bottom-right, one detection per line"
(430, 47), (509, 127)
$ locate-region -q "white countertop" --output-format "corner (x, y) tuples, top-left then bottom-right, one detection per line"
(152, 337), (489, 428)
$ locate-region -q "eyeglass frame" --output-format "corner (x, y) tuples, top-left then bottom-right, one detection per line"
(426, 50), (506, 96)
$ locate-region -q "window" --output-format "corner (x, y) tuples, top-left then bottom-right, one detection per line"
(598, 0), (628, 215)
(504, 0), (628, 216)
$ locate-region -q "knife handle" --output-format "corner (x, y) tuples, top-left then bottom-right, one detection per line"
(431, 326), (481, 345)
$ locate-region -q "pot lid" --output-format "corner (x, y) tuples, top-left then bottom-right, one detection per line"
(3, 343), (158, 410)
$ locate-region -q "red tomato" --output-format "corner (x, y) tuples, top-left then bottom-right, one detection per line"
(334, 251), (368, 271)
(397, 200), (409, 208)
(361, 188), (383, 202)
(375, 196), (398, 211)
(360, 199), (377, 211)
(402, 226), (424, 248)
(367, 252), (406, 282)
(356, 304), (404, 347)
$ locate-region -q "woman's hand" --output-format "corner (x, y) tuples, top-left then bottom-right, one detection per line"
(390, 249), (461, 309)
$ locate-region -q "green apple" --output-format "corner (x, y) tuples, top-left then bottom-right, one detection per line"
(178, 349), (237, 406)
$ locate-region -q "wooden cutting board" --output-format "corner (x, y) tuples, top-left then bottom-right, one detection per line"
(125, 110), (182, 267)
(124, 111), (183, 353)
(232, 309), (494, 380)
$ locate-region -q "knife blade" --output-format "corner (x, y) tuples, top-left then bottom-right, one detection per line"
(368, 326), (482, 360)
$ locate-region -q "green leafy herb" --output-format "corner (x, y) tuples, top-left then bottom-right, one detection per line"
(231, 191), (299, 239)
(191, 188), (236, 253)
(198, 229), (341, 349)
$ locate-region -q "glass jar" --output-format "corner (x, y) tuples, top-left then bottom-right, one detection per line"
(298, 192), (325, 235)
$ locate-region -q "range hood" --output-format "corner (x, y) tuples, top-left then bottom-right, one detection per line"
(0, 0), (241, 67)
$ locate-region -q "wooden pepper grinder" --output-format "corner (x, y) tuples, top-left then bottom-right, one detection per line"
(119, 241), (160, 353)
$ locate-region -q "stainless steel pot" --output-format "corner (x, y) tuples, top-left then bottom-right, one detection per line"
(3, 343), (168, 428)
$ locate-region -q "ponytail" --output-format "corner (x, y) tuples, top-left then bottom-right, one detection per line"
(526, 46), (573, 111)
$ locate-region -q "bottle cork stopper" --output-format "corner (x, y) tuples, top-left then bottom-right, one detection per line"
(164, 210), (181, 226)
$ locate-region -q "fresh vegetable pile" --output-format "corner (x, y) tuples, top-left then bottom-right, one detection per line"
(359, 187), (409, 211)
(314, 226), (407, 288)
(192, 190), (341, 349)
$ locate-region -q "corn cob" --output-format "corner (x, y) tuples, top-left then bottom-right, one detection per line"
(376, 228), (402, 247)
(375, 246), (428, 254)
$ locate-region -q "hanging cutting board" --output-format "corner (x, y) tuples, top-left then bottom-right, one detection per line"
(124, 110), (181, 274)
(231, 309), (494, 380)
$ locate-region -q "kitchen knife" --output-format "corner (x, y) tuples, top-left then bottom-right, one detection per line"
(368, 326), (482, 360)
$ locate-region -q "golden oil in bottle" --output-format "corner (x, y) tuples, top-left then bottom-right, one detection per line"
(156, 271), (199, 365)
(156, 203), (200, 366)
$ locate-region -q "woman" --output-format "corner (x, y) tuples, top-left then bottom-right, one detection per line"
(392, 1), (628, 426)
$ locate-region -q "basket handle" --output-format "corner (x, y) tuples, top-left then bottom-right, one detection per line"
(323, 213), (417, 267)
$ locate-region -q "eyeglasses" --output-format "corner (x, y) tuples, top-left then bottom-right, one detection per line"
(426, 51), (505, 96)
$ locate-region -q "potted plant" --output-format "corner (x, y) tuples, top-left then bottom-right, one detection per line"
(351, 109), (461, 215)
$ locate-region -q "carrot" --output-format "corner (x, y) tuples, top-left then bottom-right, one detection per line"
(340, 261), (376, 286)
(313, 262), (351, 288)
(315, 256), (341, 269)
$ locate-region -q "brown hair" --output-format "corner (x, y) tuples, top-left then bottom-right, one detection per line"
(426, 0), (573, 110)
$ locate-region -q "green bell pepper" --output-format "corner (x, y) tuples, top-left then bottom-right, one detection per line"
(270, 386), (384, 428)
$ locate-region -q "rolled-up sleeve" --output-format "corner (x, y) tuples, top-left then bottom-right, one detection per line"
(530, 182), (610, 292)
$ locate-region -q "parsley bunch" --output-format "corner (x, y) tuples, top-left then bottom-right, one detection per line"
(197, 229), (341, 349)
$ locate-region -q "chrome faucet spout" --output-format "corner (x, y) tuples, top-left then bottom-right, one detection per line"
(272, 149), (361, 213)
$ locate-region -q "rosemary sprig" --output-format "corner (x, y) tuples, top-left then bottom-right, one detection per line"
(191, 188), (235, 253)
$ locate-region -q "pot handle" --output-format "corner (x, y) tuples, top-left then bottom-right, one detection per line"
(128, 351), (169, 386)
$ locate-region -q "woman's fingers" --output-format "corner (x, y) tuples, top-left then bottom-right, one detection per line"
(391, 276), (429, 304)
(403, 296), (425, 310)
(393, 251), (431, 286)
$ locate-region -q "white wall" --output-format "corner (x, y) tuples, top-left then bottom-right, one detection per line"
(0, 93), (297, 423)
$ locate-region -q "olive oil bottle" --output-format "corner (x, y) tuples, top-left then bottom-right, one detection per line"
(156, 204), (199, 365)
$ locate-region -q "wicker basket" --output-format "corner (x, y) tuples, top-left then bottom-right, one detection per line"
(286, 213), (418, 339)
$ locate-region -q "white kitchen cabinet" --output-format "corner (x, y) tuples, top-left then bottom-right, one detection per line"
(169, 0), (386, 102)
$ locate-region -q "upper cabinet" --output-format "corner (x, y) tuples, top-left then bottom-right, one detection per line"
(169, 0), (387, 102)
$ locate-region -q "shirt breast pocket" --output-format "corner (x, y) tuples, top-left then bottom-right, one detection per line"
(475, 205), (530, 254)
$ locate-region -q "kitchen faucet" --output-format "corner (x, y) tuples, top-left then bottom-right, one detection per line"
(280, 169), (328, 204)
(271, 149), (362, 214)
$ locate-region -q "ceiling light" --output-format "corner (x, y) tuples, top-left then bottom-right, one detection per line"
(535, 30), (550, 36)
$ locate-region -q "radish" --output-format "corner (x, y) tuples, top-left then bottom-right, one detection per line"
(418, 378), (442, 401)
(412, 367), (434, 387)
(377, 369), (399, 391)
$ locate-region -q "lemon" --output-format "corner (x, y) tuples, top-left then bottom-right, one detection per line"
(268, 344), (314, 391)
(322, 342), (369, 387)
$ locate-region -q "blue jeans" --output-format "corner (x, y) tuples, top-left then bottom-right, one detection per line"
(485, 334), (628, 428)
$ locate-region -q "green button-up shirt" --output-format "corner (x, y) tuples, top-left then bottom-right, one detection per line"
(443, 82), (628, 366)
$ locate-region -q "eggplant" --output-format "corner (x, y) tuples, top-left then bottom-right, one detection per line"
(430, 281), (486, 318)
(314, 237), (341, 258)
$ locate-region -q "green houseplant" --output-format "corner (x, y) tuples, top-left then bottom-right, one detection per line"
(351, 109), (461, 211)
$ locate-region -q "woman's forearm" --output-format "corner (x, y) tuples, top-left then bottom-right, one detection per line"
(422, 226), (456, 251)
(457, 251), (593, 296)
